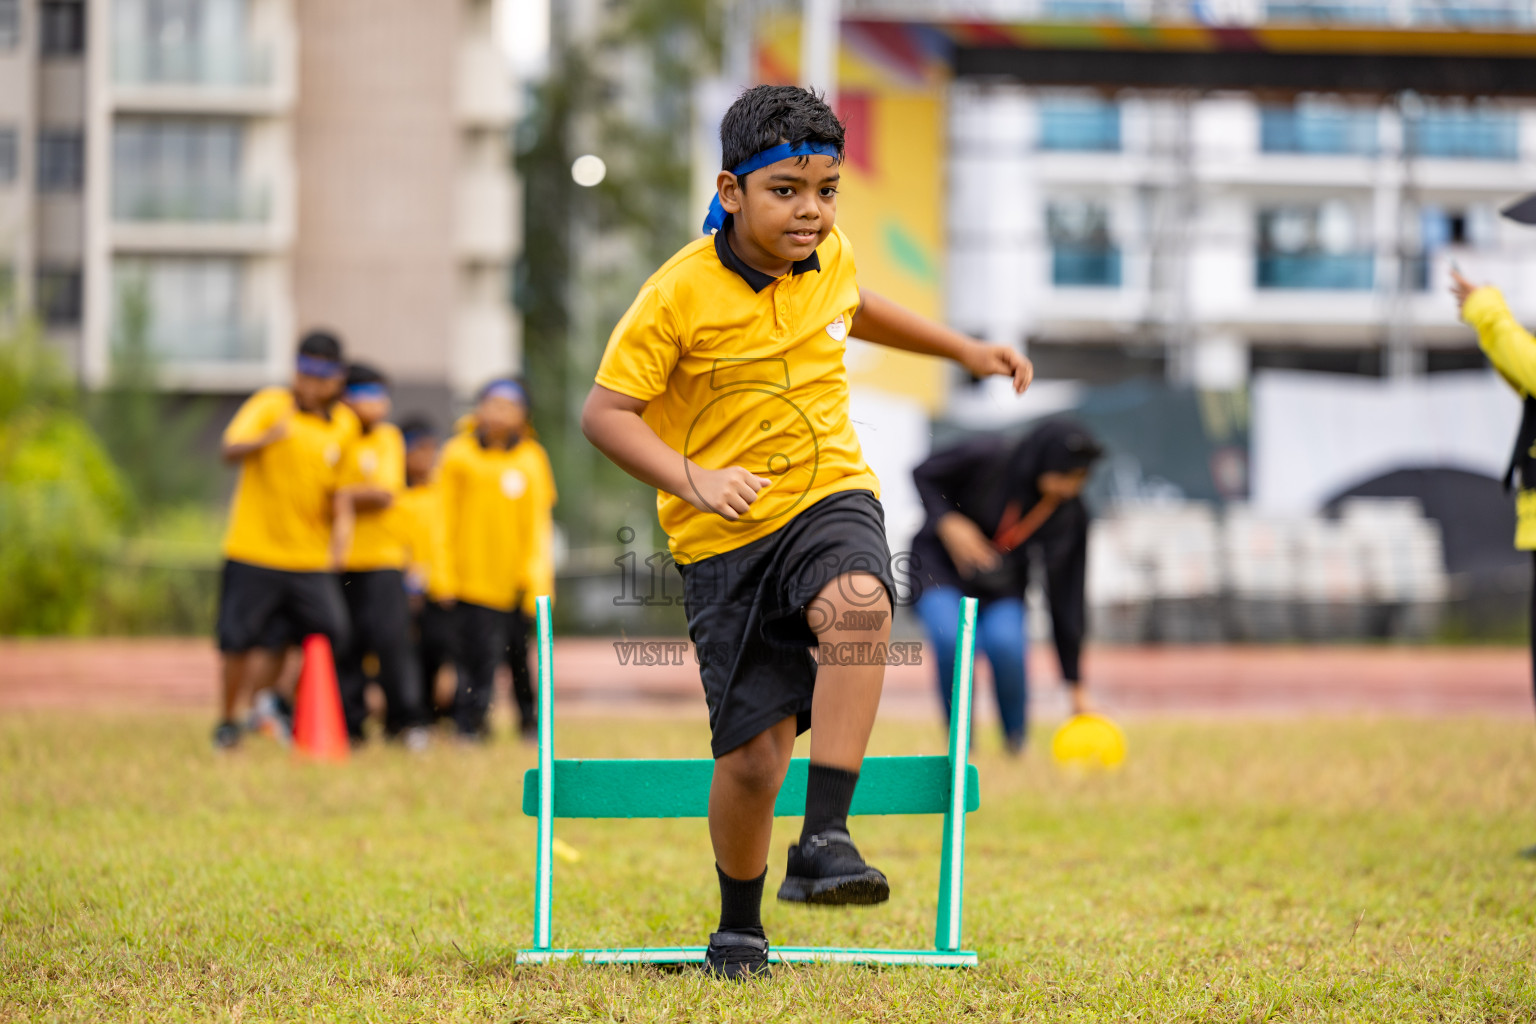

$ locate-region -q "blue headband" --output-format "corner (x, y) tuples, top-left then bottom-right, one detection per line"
(345, 382), (389, 401)
(297, 354), (343, 379)
(702, 141), (841, 235)
(482, 379), (526, 405)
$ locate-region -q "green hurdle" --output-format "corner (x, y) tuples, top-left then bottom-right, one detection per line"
(516, 594), (982, 967)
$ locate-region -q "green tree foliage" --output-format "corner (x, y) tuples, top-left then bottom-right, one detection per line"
(0, 323), (129, 634)
(515, 0), (723, 555)
(92, 277), (217, 525)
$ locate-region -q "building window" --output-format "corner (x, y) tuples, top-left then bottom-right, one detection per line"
(37, 130), (84, 190)
(1256, 203), (1374, 290)
(114, 117), (252, 221)
(1260, 100), (1378, 155)
(113, 0), (266, 87)
(1039, 97), (1121, 152)
(1405, 103), (1519, 160)
(114, 256), (260, 362)
(1266, 3), (1392, 24)
(1048, 199), (1121, 287)
(40, 0), (85, 56)
(36, 267), (83, 326)
(0, 128), (17, 184)
(1403, 204), (1498, 291)
(0, 0), (20, 50)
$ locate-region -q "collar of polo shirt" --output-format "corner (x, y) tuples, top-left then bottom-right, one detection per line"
(713, 215), (821, 293)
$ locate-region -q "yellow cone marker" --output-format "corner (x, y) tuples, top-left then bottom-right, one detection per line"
(552, 837), (582, 864)
(1050, 713), (1127, 770)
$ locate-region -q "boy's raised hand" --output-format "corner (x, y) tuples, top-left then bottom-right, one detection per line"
(961, 341), (1034, 395)
(1449, 268), (1481, 316)
(688, 465), (772, 521)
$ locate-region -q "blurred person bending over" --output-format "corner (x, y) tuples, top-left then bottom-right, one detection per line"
(333, 364), (429, 748)
(1450, 190), (1536, 859)
(910, 419), (1104, 754)
(213, 331), (358, 751)
(393, 416), (460, 723)
(438, 378), (556, 741)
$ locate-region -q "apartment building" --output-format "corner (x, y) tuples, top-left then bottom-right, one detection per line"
(1, 0), (519, 415)
(949, 84), (1536, 388)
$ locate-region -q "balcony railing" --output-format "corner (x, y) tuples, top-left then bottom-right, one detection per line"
(1260, 108), (1378, 155)
(1052, 245), (1122, 287)
(120, 321), (266, 363)
(1256, 253), (1374, 290)
(113, 40), (273, 88)
(1405, 113), (1520, 160)
(1039, 103), (1121, 152)
(113, 186), (270, 223)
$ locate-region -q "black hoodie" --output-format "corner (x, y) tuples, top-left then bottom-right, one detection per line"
(909, 419), (1096, 683)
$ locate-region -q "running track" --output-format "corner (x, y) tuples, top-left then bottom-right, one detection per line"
(0, 639), (1529, 720)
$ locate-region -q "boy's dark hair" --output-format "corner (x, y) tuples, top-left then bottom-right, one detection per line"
(720, 85), (845, 186)
(345, 362), (389, 389)
(297, 329), (343, 363)
(398, 415), (437, 445)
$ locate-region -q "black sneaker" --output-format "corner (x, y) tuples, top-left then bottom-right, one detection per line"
(1519, 843), (1536, 860)
(211, 721), (241, 751)
(777, 829), (890, 905)
(704, 930), (770, 980)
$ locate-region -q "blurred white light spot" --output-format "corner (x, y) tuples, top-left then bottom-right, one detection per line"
(571, 154), (606, 187)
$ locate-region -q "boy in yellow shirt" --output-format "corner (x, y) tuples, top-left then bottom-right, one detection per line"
(438, 379), (556, 740)
(214, 331), (358, 750)
(394, 416), (459, 721)
(333, 363), (428, 747)
(582, 86), (1031, 976)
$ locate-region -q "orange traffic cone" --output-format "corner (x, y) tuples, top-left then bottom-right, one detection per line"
(292, 634), (349, 761)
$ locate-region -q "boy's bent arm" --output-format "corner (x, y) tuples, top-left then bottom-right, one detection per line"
(1464, 286), (1536, 396)
(581, 384), (769, 520)
(854, 289), (1033, 394)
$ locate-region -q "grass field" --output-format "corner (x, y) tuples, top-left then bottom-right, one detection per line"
(3, 712), (1535, 1022)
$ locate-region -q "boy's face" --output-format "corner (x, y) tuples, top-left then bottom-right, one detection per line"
(405, 437), (438, 480)
(477, 394), (527, 437)
(718, 153), (840, 270)
(346, 392), (392, 428)
(293, 371), (342, 410)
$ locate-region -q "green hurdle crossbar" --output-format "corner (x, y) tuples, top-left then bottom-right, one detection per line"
(516, 594), (981, 967)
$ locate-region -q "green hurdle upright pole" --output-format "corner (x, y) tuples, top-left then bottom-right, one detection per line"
(532, 595), (555, 950)
(935, 596), (978, 952)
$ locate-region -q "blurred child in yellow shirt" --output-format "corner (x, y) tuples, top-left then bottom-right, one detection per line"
(334, 364), (429, 748)
(394, 416), (459, 722)
(437, 378), (556, 740)
(213, 331), (357, 751)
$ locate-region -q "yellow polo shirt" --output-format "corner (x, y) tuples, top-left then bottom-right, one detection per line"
(1464, 286), (1536, 550)
(439, 427), (557, 614)
(222, 387), (360, 572)
(338, 422), (408, 572)
(594, 222), (880, 560)
(394, 482), (456, 601)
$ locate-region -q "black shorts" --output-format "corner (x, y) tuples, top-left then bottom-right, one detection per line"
(676, 489), (895, 758)
(215, 560), (349, 654)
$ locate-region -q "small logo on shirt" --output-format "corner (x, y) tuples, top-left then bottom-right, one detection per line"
(325, 444), (341, 467)
(501, 469), (527, 499)
(359, 451), (378, 476)
(825, 314), (847, 342)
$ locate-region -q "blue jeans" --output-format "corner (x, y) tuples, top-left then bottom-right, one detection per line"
(915, 586), (1028, 745)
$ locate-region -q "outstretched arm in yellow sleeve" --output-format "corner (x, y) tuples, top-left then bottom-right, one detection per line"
(1454, 270), (1536, 396)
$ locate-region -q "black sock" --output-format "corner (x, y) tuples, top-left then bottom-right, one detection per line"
(801, 763), (860, 843)
(716, 864), (766, 938)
